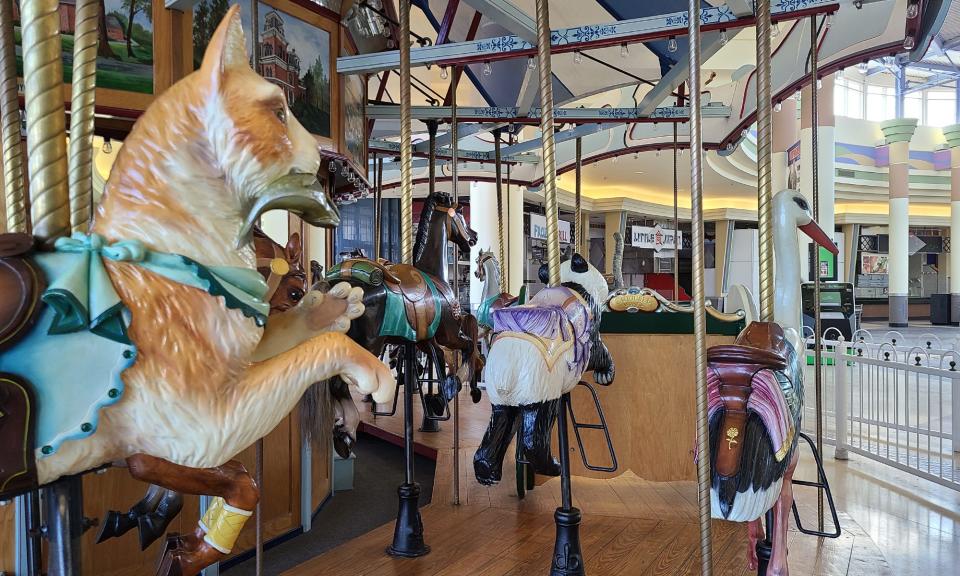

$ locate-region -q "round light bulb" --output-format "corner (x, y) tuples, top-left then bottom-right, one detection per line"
(667, 37), (678, 53)
(574, 51), (583, 64)
(774, 101), (782, 112)
(620, 43), (629, 58)
(482, 61), (492, 77)
(440, 66), (448, 79)
(527, 57), (536, 70)
(720, 30), (728, 45)
(771, 23), (780, 38)
(907, 2), (919, 19)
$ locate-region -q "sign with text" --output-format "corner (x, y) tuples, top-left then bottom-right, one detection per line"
(631, 224), (681, 252)
(529, 213), (571, 244)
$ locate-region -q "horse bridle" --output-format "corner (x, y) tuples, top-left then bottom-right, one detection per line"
(434, 203), (473, 246)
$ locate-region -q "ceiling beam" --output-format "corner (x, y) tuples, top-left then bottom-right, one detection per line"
(370, 138), (540, 163)
(412, 122), (507, 152)
(724, 0), (756, 17)
(904, 71), (960, 94)
(366, 104), (732, 123)
(461, 0), (537, 43)
(337, 0), (839, 75)
(636, 30), (729, 114)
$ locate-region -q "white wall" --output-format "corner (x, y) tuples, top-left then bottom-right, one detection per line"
(728, 229), (760, 299)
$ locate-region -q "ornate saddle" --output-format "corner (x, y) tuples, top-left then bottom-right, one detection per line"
(0, 232), (43, 498)
(383, 263), (452, 341)
(707, 322), (790, 478)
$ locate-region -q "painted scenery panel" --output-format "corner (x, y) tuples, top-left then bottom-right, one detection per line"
(193, 1), (332, 137)
(342, 73), (365, 169)
(13, 0), (154, 94)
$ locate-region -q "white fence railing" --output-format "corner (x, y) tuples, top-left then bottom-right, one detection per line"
(801, 332), (960, 490)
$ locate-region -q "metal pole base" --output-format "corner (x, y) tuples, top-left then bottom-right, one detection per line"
(386, 482), (430, 558)
(550, 506), (585, 576)
(419, 413), (441, 433)
(43, 476), (84, 576)
(755, 539), (772, 576)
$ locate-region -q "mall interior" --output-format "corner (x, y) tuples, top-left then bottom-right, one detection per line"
(0, 1), (958, 575)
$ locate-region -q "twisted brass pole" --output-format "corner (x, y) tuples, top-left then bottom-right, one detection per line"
(575, 136), (583, 257)
(0, 0), (25, 233)
(688, 0), (713, 573)
(505, 131), (512, 290)
(374, 155), (382, 260)
(399, 0), (412, 264)
(535, 0), (559, 286)
(809, 14), (825, 533)
(757, 0), (775, 320)
(22, 0), (70, 245)
(494, 129), (507, 294)
(673, 123), (680, 300)
(68, 0), (98, 234)
(450, 67), (461, 507)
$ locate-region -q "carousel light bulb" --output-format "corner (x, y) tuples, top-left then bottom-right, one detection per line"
(906, 2), (919, 19)
(620, 43), (629, 58)
(342, 166), (350, 177)
(904, 36), (915, 50)
(771, 23), (780, 38)
(482, 61), (492, 76)
(574, 50), (583, 64)
(858, 62), (869, 74)
(817, 78), (823, 89)
(633, 152), (639, 160)
(612, 155), (619, 163)
(667, 37), (678, 53)
(774, 101), (782, 112)
(656, 149), (661, 157)
(328, 161), (337, 172)
(825, 13), (833, 28)
(720, 30), (728, 45)
(102, 139), (112, 154)
(440, 66), (448, 79)
(527, 57), (536, 70)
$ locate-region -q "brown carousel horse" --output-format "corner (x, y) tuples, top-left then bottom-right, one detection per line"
(96, 228), (360, 549)
(327, 191), (483, 406)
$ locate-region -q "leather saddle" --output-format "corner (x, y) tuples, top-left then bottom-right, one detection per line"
(706, 322), (788, 478)
(383, 264), (450, 341)
(0, 232), (44, 498)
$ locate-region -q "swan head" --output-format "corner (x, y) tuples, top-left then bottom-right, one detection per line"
(773, 190), (839, 254)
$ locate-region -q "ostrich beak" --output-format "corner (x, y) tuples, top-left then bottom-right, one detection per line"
(799, 220), (839, 254)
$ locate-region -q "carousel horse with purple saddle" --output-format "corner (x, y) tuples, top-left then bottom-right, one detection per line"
(327, 191), (483, 407)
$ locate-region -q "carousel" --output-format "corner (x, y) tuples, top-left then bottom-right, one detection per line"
(0, 0), (931, 575)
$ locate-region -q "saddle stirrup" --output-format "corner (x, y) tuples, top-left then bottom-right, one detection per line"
(790, 431), (841, 538)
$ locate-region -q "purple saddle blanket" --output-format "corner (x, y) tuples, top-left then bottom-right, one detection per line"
(491, 286), (590, 344)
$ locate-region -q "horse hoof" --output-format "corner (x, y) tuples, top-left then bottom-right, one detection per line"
(138, 492), (184, 550)
(96, 510), (138, 544)
(155, 532), (222, 576)
(470, 388), (482, 404)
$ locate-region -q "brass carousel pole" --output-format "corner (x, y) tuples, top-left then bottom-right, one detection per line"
(387, 0), (429, 558)
(495, 129), (507, 293)
(374, 154), (383, 260)
(756, 0), (775, 321)
(505, 131), (513, 290)
(0, 0), (25, 233)
(673, 123), (680, 300)
(575, 137), (583, 258)
(67, 0), (97, 234)
(22, 0), (70, 246)
(688, 0), (712, 574)
(809, 13), (825, 533)
(449, 68), (461, 507)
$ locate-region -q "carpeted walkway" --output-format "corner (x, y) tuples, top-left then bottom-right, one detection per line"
(224, 432), (436, 576)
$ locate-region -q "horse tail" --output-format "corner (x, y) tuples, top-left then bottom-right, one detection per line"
(300, 380), (332, 452)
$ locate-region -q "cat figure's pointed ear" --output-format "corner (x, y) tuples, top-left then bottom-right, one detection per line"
(200, 5), (250, 88)
(571, 253), (588, 273)
(538, 263), (550, 284)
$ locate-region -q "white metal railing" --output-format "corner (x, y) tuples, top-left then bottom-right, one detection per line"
(800, 333), (960, 490)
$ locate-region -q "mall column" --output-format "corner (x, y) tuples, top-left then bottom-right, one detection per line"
(944, 123), (960, 325)
(470, 181), (501, 305)
(801, 75), (836, 274)
(879, 118), (918, 327)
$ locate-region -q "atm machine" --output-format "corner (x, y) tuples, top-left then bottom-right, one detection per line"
(802, 282), (856, 340)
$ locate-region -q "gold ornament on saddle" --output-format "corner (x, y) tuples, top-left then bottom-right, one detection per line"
(725, 427), (739, 450)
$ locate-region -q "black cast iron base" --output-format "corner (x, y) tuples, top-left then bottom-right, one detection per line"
(549, 506), (585, 576)
(386, 482), (430, 558)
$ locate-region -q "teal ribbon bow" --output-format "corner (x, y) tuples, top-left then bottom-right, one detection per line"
(41, 233), (271, 344)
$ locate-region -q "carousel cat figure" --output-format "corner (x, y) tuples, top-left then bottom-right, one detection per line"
(474, 254), (614, 485)
(0, 7), (393, 575)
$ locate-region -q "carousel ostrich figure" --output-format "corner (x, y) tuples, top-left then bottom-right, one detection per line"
(473, 254), (614, 485)
(706, 189), (838, 576)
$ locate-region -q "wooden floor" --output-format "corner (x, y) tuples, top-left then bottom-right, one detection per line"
(282, 393), (892, 575)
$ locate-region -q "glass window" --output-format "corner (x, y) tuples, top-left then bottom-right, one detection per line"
(926, 90), (956, 127)
(834, 77), (847, 116)
(904, 93), (922, 121)
(846, 81), (863, 119)
(865, 85), (895, 121)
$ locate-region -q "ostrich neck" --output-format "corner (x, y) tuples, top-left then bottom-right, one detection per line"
(773, 212), (802, 349)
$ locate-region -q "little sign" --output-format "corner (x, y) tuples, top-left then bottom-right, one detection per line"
(631, 224), (681, 252)
(530, 213), (571, 244)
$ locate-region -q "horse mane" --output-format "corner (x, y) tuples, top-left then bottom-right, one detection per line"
(413, 191), (449, 264)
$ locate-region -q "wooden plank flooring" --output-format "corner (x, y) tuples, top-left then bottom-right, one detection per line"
(282, 393), (892, 575)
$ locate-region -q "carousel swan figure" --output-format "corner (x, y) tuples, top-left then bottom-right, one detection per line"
(705, 189), (838, 576)
(474, 254), (614, 485)
(0, 8), (393, 575)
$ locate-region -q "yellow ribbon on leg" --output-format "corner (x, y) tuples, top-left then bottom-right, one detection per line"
(198, 496), (253, 554)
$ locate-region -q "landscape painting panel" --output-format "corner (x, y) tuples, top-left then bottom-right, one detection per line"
(13, 0), (154, 94)
(193, 0), (331, 137)
(343, 73), (365, 169)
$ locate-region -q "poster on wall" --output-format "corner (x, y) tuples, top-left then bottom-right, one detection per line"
(787, 141), (800, 189)
(193, 0), (332, 137)
(14, 0), (154, 94)
(861, 254), (889, 274)
(529, 214), (571, 244)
